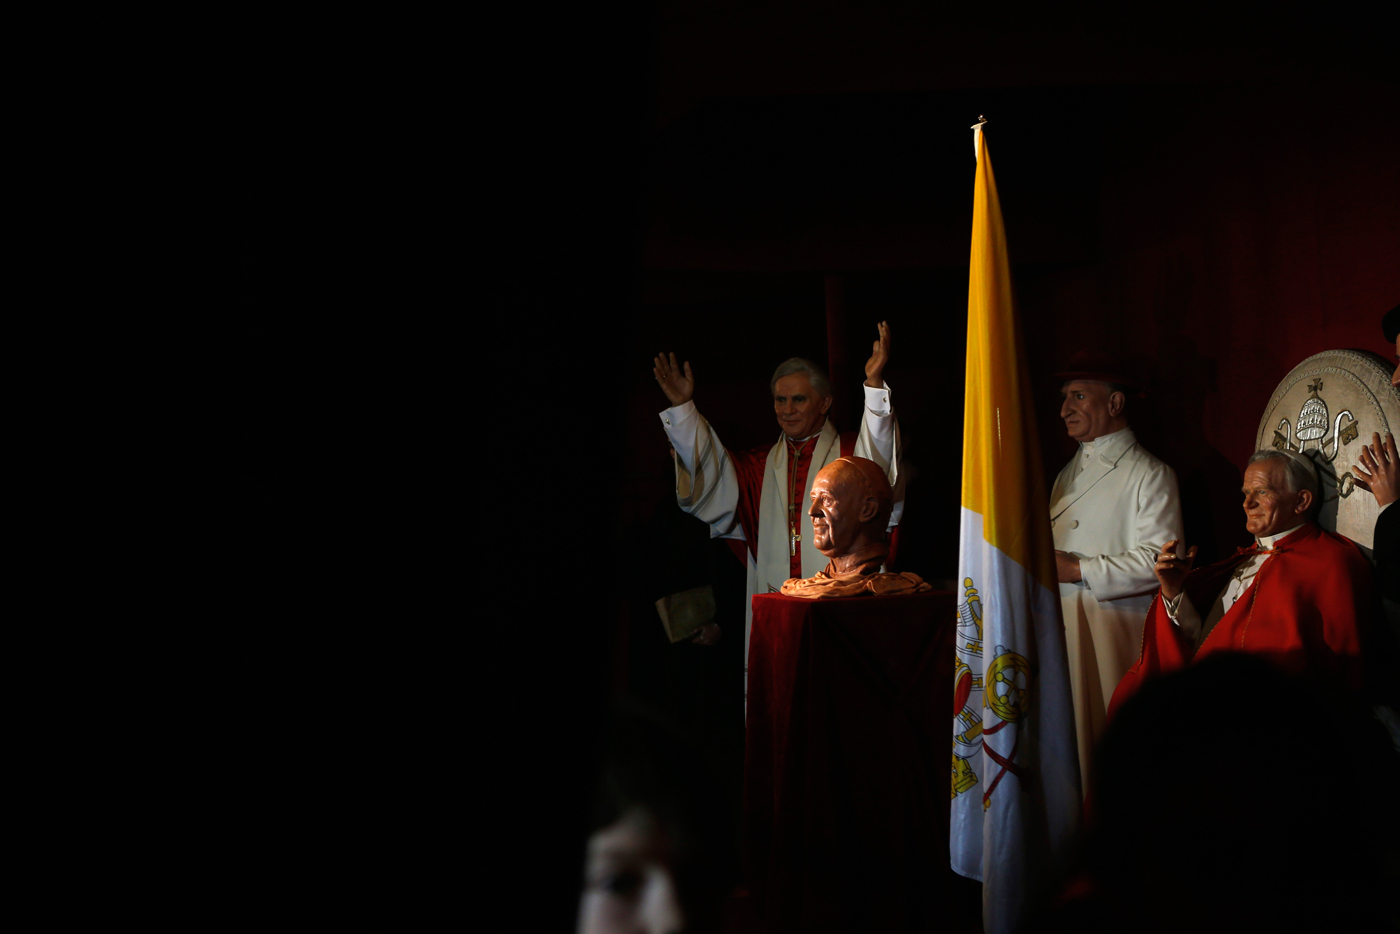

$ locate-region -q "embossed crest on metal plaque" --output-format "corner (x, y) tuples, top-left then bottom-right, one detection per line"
(1256, 349), (1399, 550)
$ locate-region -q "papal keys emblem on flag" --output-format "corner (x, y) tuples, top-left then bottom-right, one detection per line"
(952, 576), (1033, 810)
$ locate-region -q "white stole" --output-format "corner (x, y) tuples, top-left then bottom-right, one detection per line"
(741, 419), (841, 670)
(758, 417), (840, 593)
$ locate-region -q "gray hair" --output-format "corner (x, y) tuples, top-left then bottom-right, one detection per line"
(1247, 449), (1319, 499)
(770, 357), (832, 399)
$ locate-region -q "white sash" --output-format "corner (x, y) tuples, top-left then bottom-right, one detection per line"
(755, 418), (841, 595)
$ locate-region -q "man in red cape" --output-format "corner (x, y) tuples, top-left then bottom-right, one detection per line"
(1108, 448), (1375, 717)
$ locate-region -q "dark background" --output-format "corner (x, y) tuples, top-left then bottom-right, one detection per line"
(247, 3), (1396, 926)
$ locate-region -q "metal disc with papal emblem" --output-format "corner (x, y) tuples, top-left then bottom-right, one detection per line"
(1255, 349), (1399, 551)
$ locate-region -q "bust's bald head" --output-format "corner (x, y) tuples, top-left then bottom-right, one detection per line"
(807, 457), (894, 559)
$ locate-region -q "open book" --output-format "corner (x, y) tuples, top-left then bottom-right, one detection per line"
(654, 584), (716, 643)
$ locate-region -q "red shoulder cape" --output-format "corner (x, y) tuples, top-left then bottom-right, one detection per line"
(1108, 523), (1374, 717)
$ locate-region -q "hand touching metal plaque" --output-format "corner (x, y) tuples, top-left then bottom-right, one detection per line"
(780, 456), (931, 598)
(1256, 349), (1399, 550)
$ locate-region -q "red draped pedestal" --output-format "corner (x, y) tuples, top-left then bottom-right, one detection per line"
(744, 590), (958, 934)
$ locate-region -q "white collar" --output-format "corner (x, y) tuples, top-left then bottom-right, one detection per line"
(1080, 425), (1133, 456)
(1257, 523), (1307, 550)
(783, 421), (829, 445)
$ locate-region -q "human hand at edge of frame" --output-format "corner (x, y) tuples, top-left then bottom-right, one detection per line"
(1354, 432), (1400, 508)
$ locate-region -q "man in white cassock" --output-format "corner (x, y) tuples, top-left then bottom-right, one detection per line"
(1048, 351), (1183, 786)
(652, 322), (902, 674)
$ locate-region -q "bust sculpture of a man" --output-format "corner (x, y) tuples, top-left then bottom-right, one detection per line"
(780, 456), (930, 598)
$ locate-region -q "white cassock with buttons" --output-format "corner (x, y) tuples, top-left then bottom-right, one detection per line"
(1048, 426), (1183, 784)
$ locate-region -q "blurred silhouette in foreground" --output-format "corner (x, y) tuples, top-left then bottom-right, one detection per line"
(1030, 652), (1399, 932)
(578, 701), (739, 934)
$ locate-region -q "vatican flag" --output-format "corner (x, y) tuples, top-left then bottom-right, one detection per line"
(949, 123), (1082, 934)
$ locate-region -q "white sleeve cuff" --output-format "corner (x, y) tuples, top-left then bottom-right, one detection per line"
(659, 399), (698, 431)
(862, 380), (892, 415)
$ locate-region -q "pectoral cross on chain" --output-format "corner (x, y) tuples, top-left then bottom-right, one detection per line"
(789, 504), (801, 557)
(1225, 559), (1260, 610)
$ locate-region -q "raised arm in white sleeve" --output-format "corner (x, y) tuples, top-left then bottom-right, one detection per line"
(658, 401), (744, 542)
(1078, 463), (1184, 601)
(852, 380), (903, 527)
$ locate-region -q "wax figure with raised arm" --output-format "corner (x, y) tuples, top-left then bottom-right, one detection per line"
(1048, 351), (1184, 784)
(781, 456), (930, 598)
(1109, 449), (1376, 713)
(653, 323), (901, 658)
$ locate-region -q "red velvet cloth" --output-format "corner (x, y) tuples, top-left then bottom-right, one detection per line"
(1109, 523), (1374, 719)
(743, 590), (956, 933)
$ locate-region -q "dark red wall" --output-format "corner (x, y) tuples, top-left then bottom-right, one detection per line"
(1021, 77), (1398, 561)
(623, 76), (1399, 576)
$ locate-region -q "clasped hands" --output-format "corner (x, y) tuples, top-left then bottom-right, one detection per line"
(1057, 542), (1200, 595)
(1054, 550), (1082, 583)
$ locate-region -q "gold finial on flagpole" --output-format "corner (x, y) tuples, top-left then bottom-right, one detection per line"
(971, 115), (987, 129)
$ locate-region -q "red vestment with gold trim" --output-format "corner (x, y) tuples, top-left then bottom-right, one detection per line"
(1109, 522), (1374, 717)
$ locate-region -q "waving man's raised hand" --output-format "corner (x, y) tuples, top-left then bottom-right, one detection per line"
(653, 352), (695, 408)
(865, 321), (892, 388)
